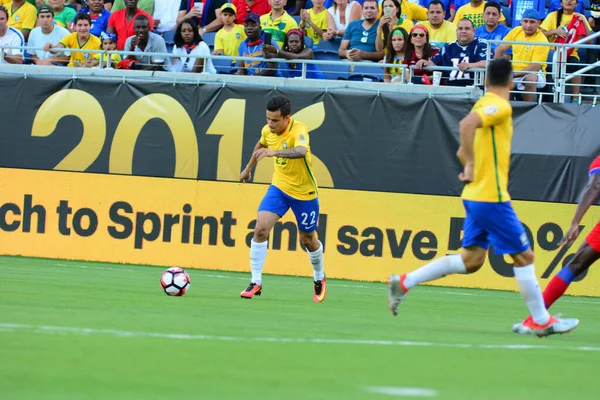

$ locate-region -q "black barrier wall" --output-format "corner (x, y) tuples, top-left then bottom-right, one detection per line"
(1, 75), (598, 203)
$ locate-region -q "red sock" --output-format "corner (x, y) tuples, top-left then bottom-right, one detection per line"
(543, 268), (574, 309)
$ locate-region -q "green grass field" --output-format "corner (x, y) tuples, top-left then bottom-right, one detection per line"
(1, 255), (598, 399)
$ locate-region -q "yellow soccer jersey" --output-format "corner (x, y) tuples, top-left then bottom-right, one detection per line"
(541, 12), (590, 59)
(260, 119), (318, 200)
(304, 8), (329, 45)
(260, 11), (298, 47)
(454, 2), (505, 29)
(503, 26), (549, 71)
(461, 92), (512, 203)
(7, 1), (37, 32)
(214, 24), (246, 57)
(419, 20), (457, 48)
(60, 32), (101, 67)
(379, 1), (427, 21)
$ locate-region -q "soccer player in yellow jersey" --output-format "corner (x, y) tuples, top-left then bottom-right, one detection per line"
(239, 96), (326, 303)
(387, 59), (579, 337)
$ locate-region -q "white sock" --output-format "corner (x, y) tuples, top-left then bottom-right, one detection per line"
(403, 255), (467, 291)
(513, 264), (550, 325)
(307, 240), (325, 281)
(250, 239), (268, 285)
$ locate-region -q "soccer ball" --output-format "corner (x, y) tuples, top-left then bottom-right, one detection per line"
(160, 267), (190, 296)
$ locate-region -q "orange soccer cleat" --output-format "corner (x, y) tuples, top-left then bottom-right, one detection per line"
(240, 282), (262, 299)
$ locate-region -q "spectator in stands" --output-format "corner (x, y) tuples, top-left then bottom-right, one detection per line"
(171, 18), (216, 72)
(299, 0), (334, 45)
(107, 0), (154, 50)
(475, 2), (510, 53)
(285, 0), (304, 16)
(541, 0), (592, 102)
(45, 13), (101, 67)
(0, 5), (24, 64)
(50, 0), (77, 30)
(111, 0), (153, 15)
(494, 9), (549, 101)
(449, 0), (468, 22)
(588, 0), (600, 82)
(403, 24), (438, 82)
(270, 28), (325, 78)
(28, 4), (70, 65)
(338, 0), (383, 61)
(509, 0), (545, 27)
(152, 0), (179, 34)
(75, 0), (111, 37)
(6, 0), (36, 41)
(419, 0), (456, 50)
(122, 14), (169, 69)
(260, 0), (298, 47)
(231, 0), (270, 25)
(383, 26), (407, 82)
(454, 0), (506, 29)
(375, 0), (413, 53)
(548, 0), (583, 14)
(398, 0), (427, 21)
(213, 3), (246, 57)
(236, 12), (280, 75)
(419, 18), (487, 85)
(177, 0), (230, 33)
(328, 0), (361, 39)
(86, 31), (121, 67)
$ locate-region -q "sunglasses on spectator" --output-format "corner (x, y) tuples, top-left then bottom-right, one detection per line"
(411, 33), (426, 38)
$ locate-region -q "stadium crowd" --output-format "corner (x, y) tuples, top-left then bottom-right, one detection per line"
(0, 0), (598, 99)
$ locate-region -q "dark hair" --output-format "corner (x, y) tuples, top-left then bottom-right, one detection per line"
(381, 0), (402, 45)
(283, 29), (306, 53)
(74, 12), (92, 25)
(135, 14), (150, 25)
(0, 5), (8, 19)
(266, 96), (291, 116)
(428, 0), (445, 12)
(556, 0), (577, 29)
(382, 0), (402, 19)
(483, 1), (501, 14)
(405, 26), (433, 62)
(458, 18), (474, 29)
(385, 27), (408, 64)
(487, 58), (512, 87)
(174, 18), (202, 47)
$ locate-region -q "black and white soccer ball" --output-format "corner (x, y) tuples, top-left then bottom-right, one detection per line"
(160, 267), (190, 296)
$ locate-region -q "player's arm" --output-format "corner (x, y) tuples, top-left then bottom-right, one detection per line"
(456, 111), (482, 183)
(560, 173), (600, 247)
(240, 139), (267, 182)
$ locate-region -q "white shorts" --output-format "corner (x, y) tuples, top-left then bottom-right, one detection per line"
(514, 72), (547, 90)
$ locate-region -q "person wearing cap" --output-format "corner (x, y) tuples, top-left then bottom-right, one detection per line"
(74, 0), (112, 37)
(236, 12), (280, 76)
(453, 0), (506, 29)
(494, 9), (549, 102)
(213, 2), (246, 57)
(0, 4), (24, 64)
(88, 30), (121, 67)
(260, 0), (297, 47)
(232, 0), (271, 25)
(28, 4), (70, 65)
(338, 0), (384, 61)
(5, 0), (37, 41)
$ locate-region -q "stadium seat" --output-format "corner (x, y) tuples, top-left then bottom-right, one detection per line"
(293, 15), (301, 25)
(497, 0), (509, 6)
(314, 53), (349, 80)
(347, 63), (384, 82)
(315, 38), (342, 53)
(212, 56), (237, 74)
(304, 36), (314, 49)
(162, 30), (176, 45)
(502, 5), (512, 27)
(202, 32), (216, 48)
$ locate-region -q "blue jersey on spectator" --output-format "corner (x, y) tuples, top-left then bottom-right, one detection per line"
(75, 8), (111, 37)
(343, 19), (380, 52)
(281, 62), (325, 79)
(238, 34), (281, 76)
(475, 23), (511, 52)
(509, 0), (546, 27)
(548, 0), (584, 14)
(452, 0), (470, 12)
(431, 38), (488, 85)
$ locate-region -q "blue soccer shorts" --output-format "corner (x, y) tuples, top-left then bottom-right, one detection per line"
(462, 200), (530, 255)
(258, 185), (320, 233)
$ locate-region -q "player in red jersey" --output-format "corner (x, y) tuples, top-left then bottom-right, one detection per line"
(513, 155), (600, 333)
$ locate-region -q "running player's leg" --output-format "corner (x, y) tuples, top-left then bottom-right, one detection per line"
(289, 195), (326, 302)
(542, 226), (600, 309)
(387, 200), (487, 316)
(241, 186), (289, 299)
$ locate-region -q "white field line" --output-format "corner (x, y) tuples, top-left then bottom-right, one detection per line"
(363, 386), (438, 397)
(0, 322), (599, 353)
